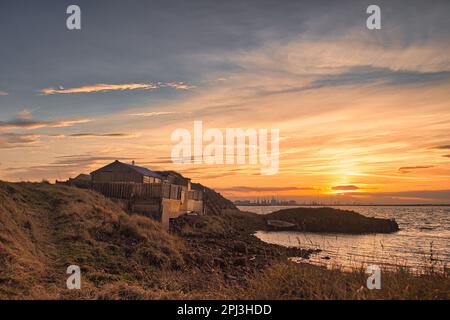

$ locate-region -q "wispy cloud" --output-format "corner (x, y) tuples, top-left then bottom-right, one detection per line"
(219, 186), (315, 193)
(332, 185), (359, 191)
(41, 82), (194, 95)
(0, 118), (91, 130)
(433, 145), (450, 149)
(4, 154), (136, 180)
(227, 35), (450, 78)
(0, 110), (91, 130)
(69, 133), (134, 138)
(164, 82), (196, 90)
(0, 133), (40, 149)
(355, 189), (450, 202)
(50, 155), (134, 166)
(309, 67), (450, 89)
(399, 166), (435, 174)
(129, 111), (180, 117)
(0, 91), (8, 96)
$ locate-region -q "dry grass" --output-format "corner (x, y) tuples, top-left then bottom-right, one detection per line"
(238, 262), (450, 300)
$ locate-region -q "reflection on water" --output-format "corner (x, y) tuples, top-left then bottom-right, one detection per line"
(239, 206), (450, 271)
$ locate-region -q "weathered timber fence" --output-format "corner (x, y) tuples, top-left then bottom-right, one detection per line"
(92, 182), (183, 200)
(188, 190), (203, 201)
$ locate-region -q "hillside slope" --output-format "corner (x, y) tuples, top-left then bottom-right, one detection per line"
(192, 183), (237, 215)
(0, 182), (184, 299)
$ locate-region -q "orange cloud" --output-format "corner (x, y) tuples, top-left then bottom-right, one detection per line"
(0, 118), (91, 130)
(0, 133), (40, 149)
(129, 111), (179, 117)
(219, 186), (315, 193)
(399, 166), (434, 174)
(0, 110), (91, 130)
(433, 145), (450, 149)
(69, 133), (134, 138)
(332, 185), (359, 191)
(41, 82), (194, 95)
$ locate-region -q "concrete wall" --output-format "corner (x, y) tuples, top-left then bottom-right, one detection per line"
(179, 185), (188, 212)
(161, 197), (204, 230)
(161, 198), (182, 230)
(187, 199), (203, 214)
(133, 200), (161, 219)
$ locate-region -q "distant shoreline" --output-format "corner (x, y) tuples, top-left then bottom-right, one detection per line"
(236, 204), (450, 207)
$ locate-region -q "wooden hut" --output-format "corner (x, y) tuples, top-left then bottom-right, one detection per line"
(90, 160), (162, 184)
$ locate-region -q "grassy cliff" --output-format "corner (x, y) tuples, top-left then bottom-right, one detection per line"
(0, 182), (184, 299)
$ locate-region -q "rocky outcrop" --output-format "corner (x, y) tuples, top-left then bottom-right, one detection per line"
(265, 207), (399, 234)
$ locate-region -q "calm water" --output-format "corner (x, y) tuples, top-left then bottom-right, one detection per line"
(238, 206), (450, 271)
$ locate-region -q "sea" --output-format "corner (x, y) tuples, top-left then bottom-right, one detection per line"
(238, 205), (450, 272)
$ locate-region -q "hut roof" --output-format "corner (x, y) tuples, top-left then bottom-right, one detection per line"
(123, 162), (163, 179)
(74, 174), (91, 181)
(91, 160), (163, 179)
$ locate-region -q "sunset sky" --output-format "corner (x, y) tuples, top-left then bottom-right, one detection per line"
(1, 0), (449, 204)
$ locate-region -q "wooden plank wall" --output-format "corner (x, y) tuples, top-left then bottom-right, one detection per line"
(91, 182), (186, 200)
(188, 190), (203, 201)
